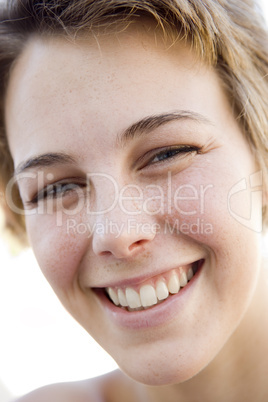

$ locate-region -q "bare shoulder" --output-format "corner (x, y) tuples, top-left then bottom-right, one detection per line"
(13, 370), (133, 402)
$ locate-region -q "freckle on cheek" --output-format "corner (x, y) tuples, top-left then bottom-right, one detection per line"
(41, 238), (81, 288)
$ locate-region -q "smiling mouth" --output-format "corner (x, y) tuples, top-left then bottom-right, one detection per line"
(105, 260), (203, 312)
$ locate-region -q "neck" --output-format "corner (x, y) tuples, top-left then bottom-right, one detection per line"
(142, 259), (268, 402)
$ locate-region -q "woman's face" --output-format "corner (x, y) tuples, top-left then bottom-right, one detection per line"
(6, 25), (263, 385)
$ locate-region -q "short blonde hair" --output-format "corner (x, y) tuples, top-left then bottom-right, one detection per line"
(0, 0), (268, 243)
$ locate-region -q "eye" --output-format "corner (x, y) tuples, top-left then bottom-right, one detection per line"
(28, 180), (87, 205)
(141, 145), (200, 168)
(150, 146), (198, 164)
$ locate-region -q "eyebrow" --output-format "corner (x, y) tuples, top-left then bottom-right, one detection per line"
(117, 110), (214, 146)
(14, 153), (76, 177)
(14, 110), (213, 176)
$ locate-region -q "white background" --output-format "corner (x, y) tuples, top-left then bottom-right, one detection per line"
(0, 1), (268, 400)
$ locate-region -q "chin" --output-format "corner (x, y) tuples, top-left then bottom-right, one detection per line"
(117, 344), (210, 386)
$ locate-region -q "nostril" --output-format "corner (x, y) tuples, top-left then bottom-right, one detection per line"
(92, 226), (156, 258)
(129, 239), (149, 252)
(99, 250), (113, 257)
(97, 239), (150, 258)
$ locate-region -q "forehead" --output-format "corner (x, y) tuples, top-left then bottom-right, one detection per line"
(6, 24), (204, 106)
(5, 24), (228, 167)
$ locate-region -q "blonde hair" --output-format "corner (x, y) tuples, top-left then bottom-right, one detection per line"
(0, 0), (268, 243)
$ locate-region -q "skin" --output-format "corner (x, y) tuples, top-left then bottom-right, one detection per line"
(5, 22), (268, 402)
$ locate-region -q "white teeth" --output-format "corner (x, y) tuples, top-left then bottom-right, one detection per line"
(187, 267), (194, 281)
(156, 280), (169, 300)
(140, 285), (158, 307)
(118, 289), (128, 307)
(180, 270), (188, 287)
(107, 287), (119, 306)
(107, 264), (197, 309)
(168, 272), (180, 294)
(125, 288), (142, 308)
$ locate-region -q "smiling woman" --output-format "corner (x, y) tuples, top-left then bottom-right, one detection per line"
(0, 1), (268, 402)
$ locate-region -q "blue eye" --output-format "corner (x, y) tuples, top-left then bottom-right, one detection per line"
(150, 146), (199, 164)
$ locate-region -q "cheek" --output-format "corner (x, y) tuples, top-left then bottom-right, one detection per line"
(160, 149), (260, 238)
(157, 158), (261, 284)
(26, 213), (89, 291)
(150, 166), (220, 241)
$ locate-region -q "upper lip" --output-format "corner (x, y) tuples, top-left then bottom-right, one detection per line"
(92, 257), (204, 289)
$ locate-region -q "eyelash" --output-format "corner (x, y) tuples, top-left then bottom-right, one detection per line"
(145, 145), (200, 167)
(29, 181), (87, 204)
(28, 145), (199, 204)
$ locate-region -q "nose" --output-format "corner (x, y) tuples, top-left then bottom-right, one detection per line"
(92, 216), (156, 259)
(90, 173), (157, 259)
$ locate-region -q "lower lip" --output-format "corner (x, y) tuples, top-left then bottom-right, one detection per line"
(94, 261), (204, 330)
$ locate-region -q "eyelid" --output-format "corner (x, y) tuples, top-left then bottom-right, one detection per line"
(27, 177), (87, 205)
(137, 145), (200, 170)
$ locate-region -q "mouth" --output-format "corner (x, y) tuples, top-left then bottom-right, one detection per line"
(104, 259), (203, 312)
